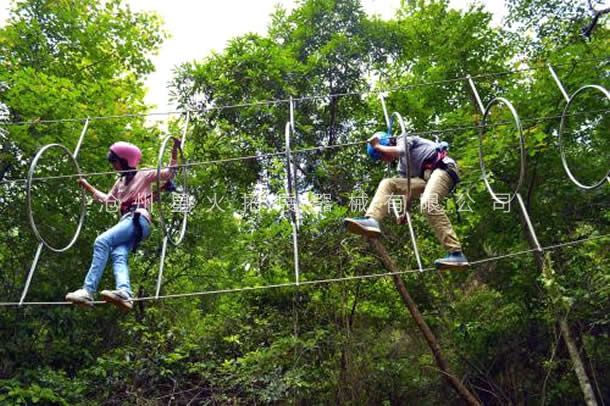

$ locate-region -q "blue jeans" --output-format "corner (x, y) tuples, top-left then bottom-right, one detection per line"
(83, 214), (151, 297)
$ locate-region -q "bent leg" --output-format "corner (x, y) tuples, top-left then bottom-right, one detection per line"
(110, 244), (132, 296)
(366, 177), (426, 221)
(83, 217), (138, 293)
(420, 169), (461, 252)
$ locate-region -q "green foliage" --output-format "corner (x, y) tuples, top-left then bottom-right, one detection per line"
(0, 0), (608, 404)
(0, 368), (86, 405)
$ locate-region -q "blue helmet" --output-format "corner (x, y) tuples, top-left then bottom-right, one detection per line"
(367, 131), (391, 161)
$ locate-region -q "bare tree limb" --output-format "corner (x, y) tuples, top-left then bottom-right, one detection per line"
(368, 238), (481, 406)
(582, 1), (610, 39)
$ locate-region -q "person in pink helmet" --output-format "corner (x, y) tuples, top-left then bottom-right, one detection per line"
(66, 139), (181, 310)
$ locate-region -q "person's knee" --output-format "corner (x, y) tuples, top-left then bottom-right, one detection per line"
(420, 193), (442, 216)
(111, 248), (128, 264)
(378, 178), (397, 194)
(94, 234), (111, 249)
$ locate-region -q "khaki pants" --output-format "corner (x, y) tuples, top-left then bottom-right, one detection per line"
(365, 168), (462, 252)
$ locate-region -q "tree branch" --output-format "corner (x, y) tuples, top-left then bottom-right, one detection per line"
(581, 1), (610, 39)
(368, 238), (481, 406)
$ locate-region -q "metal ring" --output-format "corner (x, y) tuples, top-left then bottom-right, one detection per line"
(285, 121), (295, 199)
(479, 97), (526, 204)
(389, 111), (407, 136)
(26, 143), (86, 252)
(558, 84), (610, 190)
(285, 120), (301, 228)
(156, 135), (188, 246)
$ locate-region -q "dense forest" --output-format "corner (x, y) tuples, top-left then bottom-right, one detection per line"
(0, 0), (608, 404)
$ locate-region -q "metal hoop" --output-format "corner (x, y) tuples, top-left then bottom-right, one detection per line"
(285, 128), (301, 285)
(285, 120), (296, 205)
(378, 93), (391, 133)
(479, 97), (526, 204)
(156, 135), (188, 246)
(285, 100), (301, 228)
(26, 143), (86, 252)
(389, 111), (407, 136)
(558, 84), (610, 190)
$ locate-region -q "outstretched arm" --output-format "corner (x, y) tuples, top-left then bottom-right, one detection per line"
(78, 178), (118, 203)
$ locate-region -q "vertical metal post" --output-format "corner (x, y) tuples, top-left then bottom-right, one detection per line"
(405, 211), (424, 272)
(389, 112), (424, 272)
(547, 64), (571, 103)
(467, 75), (486, 114)
(378, 93), (395, 175)
(289, 97), (301, 400)
(379, 92), (391, 131)
(289, 96), (295, 133)
(180, 111), (190, 147)
(291, 224), (300, 286)
(284, 121), (294, 207)
(516, 193), (543, 252)
(288, 97), (301, 228)
(19, 243), (44, 306)
(404, 131), (411, 201)
(390, 200), (423, 272)
(393, 112), (412, 203)
(73, 118), (90, 159)
(155, 236), (168, 298)
(285, 101), (300, 286)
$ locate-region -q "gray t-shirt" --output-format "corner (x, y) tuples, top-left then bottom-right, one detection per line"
(396, 135), (438, 178)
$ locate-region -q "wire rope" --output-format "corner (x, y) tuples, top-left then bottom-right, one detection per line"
(1, 233), (606, 307)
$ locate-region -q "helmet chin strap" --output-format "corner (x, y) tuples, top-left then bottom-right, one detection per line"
(108, 150), (134, 178)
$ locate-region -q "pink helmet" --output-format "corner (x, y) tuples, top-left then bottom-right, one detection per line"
(109, 142), (142, 168)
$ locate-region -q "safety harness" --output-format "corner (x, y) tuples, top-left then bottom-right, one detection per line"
(422, 142), (460, 191)
(422, 141), (462, 223)
(120, 178), (178, 252)
(119, 201), (146, 253)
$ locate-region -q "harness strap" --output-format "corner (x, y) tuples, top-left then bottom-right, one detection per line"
(131, 211), (143, 253)
(120, 201), (147, 253)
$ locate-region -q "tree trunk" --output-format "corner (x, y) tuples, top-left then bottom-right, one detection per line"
(541, 255), (599, 406)
(558, 318), (598, 406)
(517, 193), (598, 405)
(368, 238), (481, 406)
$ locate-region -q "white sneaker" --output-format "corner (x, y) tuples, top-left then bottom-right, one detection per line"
(66, 288), (94, 308)
(100, 290), (133, 312)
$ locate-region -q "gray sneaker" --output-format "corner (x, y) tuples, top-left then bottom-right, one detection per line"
(100, 289), (133, 312)
(66, 288), (94, 308)
(344, 217), (382, 238)
(435, 252), (469, 270)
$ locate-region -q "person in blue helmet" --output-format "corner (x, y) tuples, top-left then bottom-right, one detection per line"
(344, 131), (469, 269)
